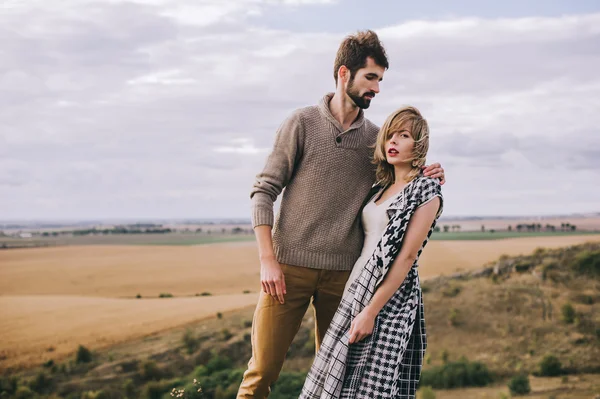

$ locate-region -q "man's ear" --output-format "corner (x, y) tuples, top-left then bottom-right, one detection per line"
(338, 65), (350, 84)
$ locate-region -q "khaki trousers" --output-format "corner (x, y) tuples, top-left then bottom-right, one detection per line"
(237, 264), (351, 398)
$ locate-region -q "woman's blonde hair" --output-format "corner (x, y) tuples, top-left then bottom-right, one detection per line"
(373, 106), (430, 187)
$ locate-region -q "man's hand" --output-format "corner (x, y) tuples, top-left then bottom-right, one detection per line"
(348, 308), (377, 344)
(260, 256), (286, 304)
(422, 162), (446, 185)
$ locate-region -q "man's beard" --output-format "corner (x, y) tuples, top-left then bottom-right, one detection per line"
(347, 79), (375, 109)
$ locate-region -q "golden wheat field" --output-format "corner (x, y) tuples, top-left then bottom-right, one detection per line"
(1, 235), (600, 370)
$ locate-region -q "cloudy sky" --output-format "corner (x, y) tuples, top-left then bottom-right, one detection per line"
(1, 0), (599, 221)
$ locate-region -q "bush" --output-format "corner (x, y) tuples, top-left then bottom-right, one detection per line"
(417, 386), (436, 399)
(143, 381), (172, 399)
(561, 303), (576, 324)
(200, 292), (212, 296)
(571, 250), (600, 276)
(195, 369), (244, 398)
(571, 294), (594, 305)
(81, 391), (117, 399)
(270, 371), (308, 399)
(14, 386), (37, 399)
(123, 379), (136, 399)
(205, 355), (233, 375)
(0, 376), (18, 396)
(539, 355), (562, 376)
(442, 285), (461, 297)
(76, 345), (93, 363)
(508, 374), (531, 395)
(29, 371), (54, 394)
(221, 328), (233, 341)
(441, 350), (449, 364)
(136, 294), (142, 299)
(159, 293), (173, 298)
(420, 358), (492, 389)
(448, 308), (459, 326)
(140, 360), (164, 381)
(242, 320), (253, 328)
(514, 260), (532, 273)
(216, 312), (223, 319)
(183, 329), (199, 354)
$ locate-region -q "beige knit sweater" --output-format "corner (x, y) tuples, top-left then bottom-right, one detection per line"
(250, 93), (380, 271)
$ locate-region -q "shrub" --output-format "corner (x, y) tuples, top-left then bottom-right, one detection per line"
(140, 360), (163, 381)
(200, 292), (212, 296)
(136, 294), (142, 299)
(441, 350), (449, 364)
(561, 303), (576, 324)
(216, 312), (223, 319)
(76, 345), (93, 363)
(242, 320), (252, 328)
(571, 250), (600, 276)
(243, 333), (251, 342)
(159, 293), (173, 298)
(143, 381), (172, 399)
(221, 329), (233, 341)
(29, 371), (54, 394)
(514, 260), (532, 273)
(205, 355), (233, 375)
(243, 290), (251, 294)
(183, 329), (199, 354)
(539, 355), (562, 376)
(420, 358), (492, 389)
(442, 285), (461, 297)
(0, 376), (19, 395)
(270, 371), (308, 399)
(81, 391), (116, 399)
(448, 308), (459, 326)
(14, 386), (36, 399)
(571, 294), (594, 305)
(194, 369), (244, 398)
(417, 386), (436, 399)
(215, 383), (238, 399)
(508, 374), (530, 395)
(123, 379), (136, 399)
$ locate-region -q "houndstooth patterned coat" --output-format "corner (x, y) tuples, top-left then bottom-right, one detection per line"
(300, 175), (443, 399)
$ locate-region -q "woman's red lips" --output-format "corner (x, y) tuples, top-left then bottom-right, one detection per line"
(388, 148), (399, 154)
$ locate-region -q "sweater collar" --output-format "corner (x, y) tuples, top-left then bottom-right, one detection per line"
(318, 92), (366, 133)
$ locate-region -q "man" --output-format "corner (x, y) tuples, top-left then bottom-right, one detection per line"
(237, 30), (445, 398)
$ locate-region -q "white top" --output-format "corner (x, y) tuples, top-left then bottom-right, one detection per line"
(344, 191), (396, 292)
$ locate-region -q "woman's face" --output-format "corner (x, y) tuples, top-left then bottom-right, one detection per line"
(384, 125), (415, 166)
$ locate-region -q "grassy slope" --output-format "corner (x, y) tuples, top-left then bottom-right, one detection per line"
(2, 243), (599, 398)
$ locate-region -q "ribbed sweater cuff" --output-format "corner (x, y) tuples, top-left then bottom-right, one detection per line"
(251, 194), (274, 228)
(252, 208), (274, 228)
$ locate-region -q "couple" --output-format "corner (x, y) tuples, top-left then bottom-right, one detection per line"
(237, 30), (445, 398)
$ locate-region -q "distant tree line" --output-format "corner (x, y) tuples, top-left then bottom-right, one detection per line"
(434, 222), (577, 233)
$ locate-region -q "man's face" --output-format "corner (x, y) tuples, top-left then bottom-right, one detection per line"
(346, 57), (385, 109)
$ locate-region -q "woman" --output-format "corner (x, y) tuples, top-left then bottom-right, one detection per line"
(300, 106), (443, 398)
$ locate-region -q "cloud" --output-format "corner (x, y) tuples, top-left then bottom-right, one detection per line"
(1, 3), (599, 219)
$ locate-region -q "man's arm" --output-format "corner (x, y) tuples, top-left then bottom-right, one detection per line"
(251, 112), (304, 304)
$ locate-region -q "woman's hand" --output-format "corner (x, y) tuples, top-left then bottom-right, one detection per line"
(348, 307), (377, 344)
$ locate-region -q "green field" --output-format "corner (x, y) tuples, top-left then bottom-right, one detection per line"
(2, 230), (600, 249)
(0, 233), (257, 248)
(430, 230), (600, 241)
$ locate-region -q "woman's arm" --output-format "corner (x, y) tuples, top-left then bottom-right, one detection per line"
(348, 197), (441, 344)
